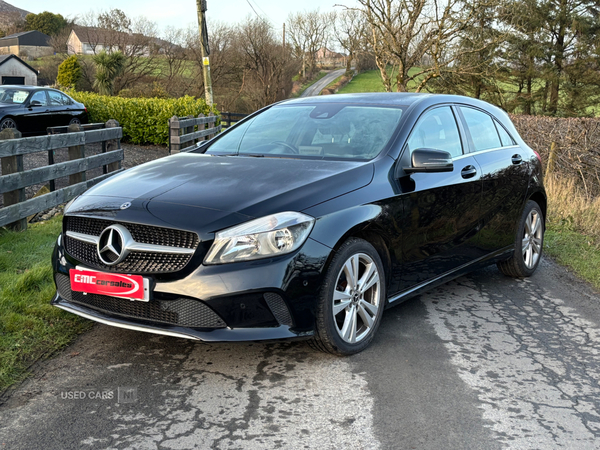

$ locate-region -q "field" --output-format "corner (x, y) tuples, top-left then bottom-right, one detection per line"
(337, 67), (425, 94)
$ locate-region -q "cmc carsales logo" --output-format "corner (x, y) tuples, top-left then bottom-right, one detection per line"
(69, 269), (145, 300)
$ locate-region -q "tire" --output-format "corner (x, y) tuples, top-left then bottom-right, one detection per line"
(0, 117), (17, 131)
(497, 200), (544, 278)
(310, 238), (386, 355)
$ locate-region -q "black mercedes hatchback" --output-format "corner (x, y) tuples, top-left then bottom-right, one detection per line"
(51, 93), (546, 355)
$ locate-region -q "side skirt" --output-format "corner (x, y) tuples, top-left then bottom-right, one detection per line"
(386, 246), (513, 308)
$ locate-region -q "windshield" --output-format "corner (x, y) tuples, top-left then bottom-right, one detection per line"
(0, 88), (29, 104)
(204, 103), (404, 160)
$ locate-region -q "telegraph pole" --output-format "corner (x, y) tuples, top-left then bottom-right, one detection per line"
(196, 0), (213, 106)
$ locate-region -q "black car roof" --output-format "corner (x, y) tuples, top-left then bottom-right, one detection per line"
(0, 85), (47, 91)
(282, 92), (432, 106)
(279, 92), (512, 127)
(281, 92), (505, 110)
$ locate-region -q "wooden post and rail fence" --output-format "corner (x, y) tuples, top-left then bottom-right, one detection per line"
(168, 112), (248, 153)
(169, 113), (221, 153)
(0, 120), (124, 231)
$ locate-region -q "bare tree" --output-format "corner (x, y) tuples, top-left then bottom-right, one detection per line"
(234, 18), (298, 110)
(332, 9), (367, 74)
(355, 0), (498, 92)
(158, 27), (188, 95)
(286, 10), (331, 78)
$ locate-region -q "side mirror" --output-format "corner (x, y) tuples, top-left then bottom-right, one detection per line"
(403, 148), (454, 173)
(29, 100), (43, 107)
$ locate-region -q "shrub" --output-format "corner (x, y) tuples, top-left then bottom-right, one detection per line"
(56, 55), (81, 89)
(66, 91), (218, 145)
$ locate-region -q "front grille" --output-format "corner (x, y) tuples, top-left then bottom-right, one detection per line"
(66, 216), (198, 249)
(55, 273), (226, 329)
(64, 216), (199, 274)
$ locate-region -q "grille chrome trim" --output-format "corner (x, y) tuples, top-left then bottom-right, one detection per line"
(127, 242), (195, 255)
(67, 231), (99, 245)
(67, 231), (195, 255)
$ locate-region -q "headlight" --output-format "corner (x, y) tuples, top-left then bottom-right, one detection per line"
(204, 212), (315, 264)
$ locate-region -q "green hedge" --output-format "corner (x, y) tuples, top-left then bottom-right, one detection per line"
(66, 91), (218, 145)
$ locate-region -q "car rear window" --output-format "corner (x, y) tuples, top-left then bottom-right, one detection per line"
(204, 104), (404, 160)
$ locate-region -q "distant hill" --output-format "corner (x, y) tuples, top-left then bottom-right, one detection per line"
(0, 1), (31, 29)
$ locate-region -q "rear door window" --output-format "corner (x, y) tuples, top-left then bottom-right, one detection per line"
(460, 107), (501, 152)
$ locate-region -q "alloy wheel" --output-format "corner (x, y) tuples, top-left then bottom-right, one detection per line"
(1, 118), (16, 130)
(522, 209), (543, 269)
(332, 253), (381, 344)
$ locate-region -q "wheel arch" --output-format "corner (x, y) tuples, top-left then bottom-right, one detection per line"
(528, 190), (547, 221)
(309, 207), (394, 295)
(0, 115), (17, 126)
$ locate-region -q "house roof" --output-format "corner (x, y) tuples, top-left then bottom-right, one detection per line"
(70, 26), (150, 47)
(0, 30), (51, 47)
(0, 54), (38, 74)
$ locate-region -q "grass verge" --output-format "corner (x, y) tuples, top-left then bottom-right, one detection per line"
(543, 175), (600, 290)
(0, 217), (91, 392)
(323, 75), (344, 92)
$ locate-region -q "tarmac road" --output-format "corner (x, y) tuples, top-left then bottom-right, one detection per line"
(301, 69), (347, 97)
(1, 257), (600, 449)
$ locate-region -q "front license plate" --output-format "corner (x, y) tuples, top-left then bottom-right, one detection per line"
(70, 268), (149, 301)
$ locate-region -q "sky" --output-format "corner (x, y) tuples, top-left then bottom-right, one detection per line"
(14, 0), (360, 35)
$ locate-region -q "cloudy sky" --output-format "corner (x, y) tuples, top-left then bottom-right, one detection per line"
(15, 0), (359, 34)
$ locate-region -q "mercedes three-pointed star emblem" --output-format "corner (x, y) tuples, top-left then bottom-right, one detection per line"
(97, 224), (132, 265)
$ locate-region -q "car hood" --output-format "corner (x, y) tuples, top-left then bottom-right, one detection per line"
(68, 153), (374, 234)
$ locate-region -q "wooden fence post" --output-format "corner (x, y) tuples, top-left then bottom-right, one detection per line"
(207, 112), (216, 140)
(0, 128), (26, 230)
(67, 123), (86, 186)
(545, 141), (557, 179)
(105, 119), (121, 172)
(223, 112), (230, 128)
(197, 113), (206, 142)
(169, 115), (180, 154)
(185, 115), (194, 149)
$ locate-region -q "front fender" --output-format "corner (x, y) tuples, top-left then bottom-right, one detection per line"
(306, 204), (386, 250)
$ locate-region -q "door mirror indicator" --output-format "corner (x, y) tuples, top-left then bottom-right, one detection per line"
(29, 100), (43, 107)
(404, 148), (454, 173)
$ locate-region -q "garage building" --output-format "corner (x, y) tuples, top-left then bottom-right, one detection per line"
(0, 31), (53, 58)
(0, 54), (38, 85)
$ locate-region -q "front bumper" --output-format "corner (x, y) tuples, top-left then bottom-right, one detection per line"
(52, 235), (333, 342)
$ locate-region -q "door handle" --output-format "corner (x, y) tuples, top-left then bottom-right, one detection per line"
(511, 154), (522, 164)
(461, 165), (477, 179)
